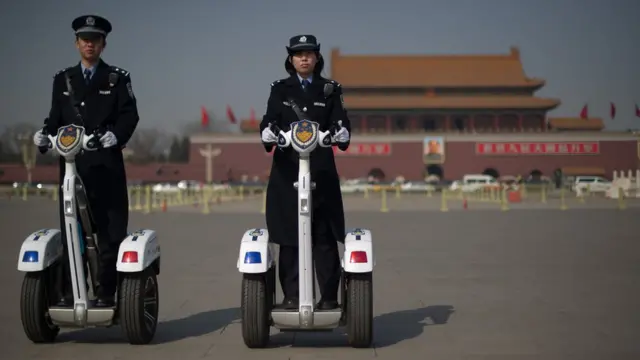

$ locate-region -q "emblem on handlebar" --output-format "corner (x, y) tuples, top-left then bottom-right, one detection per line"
(291, 120), (318, 150)
(56, 125), (84, 153)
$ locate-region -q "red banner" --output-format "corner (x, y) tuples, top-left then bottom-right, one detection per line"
(334, 143), (391, 156)
(476, 142), (600, 155)
(267, 143), (391, 156)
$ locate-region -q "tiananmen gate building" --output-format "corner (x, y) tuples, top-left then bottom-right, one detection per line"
(191, 46), (638, 182)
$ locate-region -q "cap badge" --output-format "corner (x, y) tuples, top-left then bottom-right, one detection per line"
(299, 36), (306, 43)
(86, 17), (95, 26)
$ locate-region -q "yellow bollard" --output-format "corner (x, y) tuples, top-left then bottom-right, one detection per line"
(202, 187), (210, 214)
(135, 186), (142, 210)
(380, 189), (389, 212)
(363, 187), (369, 199)
(560, 187), (567, 210)
(618, 187), (626, 210)
(260, 189), (267, 214)
(143, 186), (152, 213)
(520, 183), (527, 199)
(440, 189), (448, 212)
(578, 186), (585, 203)
(239, 185), (244, 201)
(500, 188), (509, 211)
(395, 186), (401, 199)
(541, 186), (547, 204)
(426, 187), (432, 197)
(22, 185), (27, 201)
(52, 186), (58, 201)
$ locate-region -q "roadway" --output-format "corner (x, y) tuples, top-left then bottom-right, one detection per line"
(1, 197), (639, 359)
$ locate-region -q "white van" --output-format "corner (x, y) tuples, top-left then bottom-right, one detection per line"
(450, 174), (499, 192)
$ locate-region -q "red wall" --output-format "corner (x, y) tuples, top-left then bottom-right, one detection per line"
(2, 139), (637, 183)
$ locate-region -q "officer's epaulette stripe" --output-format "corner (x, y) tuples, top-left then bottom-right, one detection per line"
(110, 66), (130, 77)
(329, 79), (342, 87)
(270, 79), (285, 87)
(54, 66), (72, 77)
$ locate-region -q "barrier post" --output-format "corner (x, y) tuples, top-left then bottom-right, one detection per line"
(501, 188), (509, 211)
(380, 189), (389, 212)
(363, 187), (369, 199)
(541, 186), (547, 204)
(560, 187), (567, 210)
(440, 189), (448, 212)
(22, 185), (27, 201)
(260, 188), (267, 214)
(202, 186), (210, 214)
(618, 187), (626, 210)
(144, 185), (151, 214)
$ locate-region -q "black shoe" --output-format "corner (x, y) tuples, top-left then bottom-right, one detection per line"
(95, 296), (115, 307)
(316, 299), (339, 310)
(56, 296), (73, 307)
(281, 297), (298, 310)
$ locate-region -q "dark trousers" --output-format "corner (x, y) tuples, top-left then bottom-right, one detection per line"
(278, 216), (341, 301)
(58, 164), (129, 298)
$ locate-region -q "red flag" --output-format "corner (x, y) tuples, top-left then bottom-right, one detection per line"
(636, 104), (640, 118)
(226, 105), (237, 124)
(610, 102), (616, 119)
(579, 104), (588, 119)
(201, 106), (209, 128)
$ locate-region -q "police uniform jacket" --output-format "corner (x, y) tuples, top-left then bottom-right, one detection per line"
(46, 59), (139, 172)
(260, 74), (350, 247)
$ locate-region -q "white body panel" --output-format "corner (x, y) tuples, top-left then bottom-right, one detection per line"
(342, 228), (375, 273)
(116, 229), (161, 273)
(237, 228), (275, 273)
(17, 229), (64, 272)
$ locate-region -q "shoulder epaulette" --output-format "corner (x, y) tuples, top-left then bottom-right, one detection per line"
(53, 66), (72, 78)
(328, 79), (342, 88)
(270, 79), (285, 87)
(110, 66), (130, 77)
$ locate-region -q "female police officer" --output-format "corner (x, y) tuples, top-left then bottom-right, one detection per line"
(260, 35), (351, 310)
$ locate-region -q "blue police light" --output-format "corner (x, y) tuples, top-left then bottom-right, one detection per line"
(244, 251), (262, 264)
(22, 251), (39, 263)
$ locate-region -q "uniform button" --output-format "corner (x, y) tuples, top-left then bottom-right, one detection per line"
(303, 107), (307, 112)
(81, 102), (85, 106)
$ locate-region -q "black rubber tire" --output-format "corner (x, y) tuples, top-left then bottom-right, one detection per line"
(119, 268), (159, 345)
(241, 273), (270, 348)
(346, 273), (373, 348)
(20, 271), (59, 343)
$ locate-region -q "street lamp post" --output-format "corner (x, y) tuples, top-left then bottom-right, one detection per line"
(199, 143), (221, 184)
(16, 131), (36, 184)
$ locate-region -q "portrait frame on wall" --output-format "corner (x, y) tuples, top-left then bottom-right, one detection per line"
(423, 136), (445, 164)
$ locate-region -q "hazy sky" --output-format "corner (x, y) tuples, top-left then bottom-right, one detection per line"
(1, 0), (638, 133)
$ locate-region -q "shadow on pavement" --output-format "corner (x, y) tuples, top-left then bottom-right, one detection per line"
(267, 304), (455, 348)
(56, 307), (240, 344)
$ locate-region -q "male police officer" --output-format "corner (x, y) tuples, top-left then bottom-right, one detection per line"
(260, 35), (351, 310)
(33, 15), (139, 307)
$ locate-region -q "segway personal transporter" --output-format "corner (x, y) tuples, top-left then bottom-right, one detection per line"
(237, 114), (375, 348)
(17, 125), (161, 344)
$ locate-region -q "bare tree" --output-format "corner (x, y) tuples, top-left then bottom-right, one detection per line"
(125, 127), (173, 164)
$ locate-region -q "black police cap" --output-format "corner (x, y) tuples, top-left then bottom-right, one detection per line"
(286, 35), (320, 54)
(72, 15), (112, 37)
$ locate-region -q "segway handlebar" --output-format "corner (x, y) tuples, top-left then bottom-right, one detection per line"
(267, 121), (342, 149)
(39, 125), (107, 155)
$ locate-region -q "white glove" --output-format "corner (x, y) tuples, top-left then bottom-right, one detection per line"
(33, 129), (49, 147)
(333, 126), (350, 143)
(100, 131), (118, 148)
(261, 127), (277, 143)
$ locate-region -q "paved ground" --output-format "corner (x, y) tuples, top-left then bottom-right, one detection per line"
(1, 198), (639, 359)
